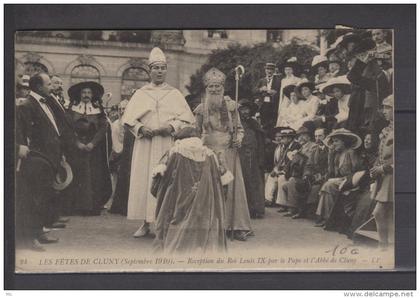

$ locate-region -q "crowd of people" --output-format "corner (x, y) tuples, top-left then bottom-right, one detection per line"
(15, 29), (394, 254)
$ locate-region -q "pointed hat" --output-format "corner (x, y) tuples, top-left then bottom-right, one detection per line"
(148, 47), (167, 66)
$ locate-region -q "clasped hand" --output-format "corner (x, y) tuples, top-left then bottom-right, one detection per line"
(140, 125), (174, 138)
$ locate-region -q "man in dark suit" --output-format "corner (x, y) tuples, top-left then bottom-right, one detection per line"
(254, 63), (282, 178)
(17, 72), (64, 249)
(254, 63), (282, 131)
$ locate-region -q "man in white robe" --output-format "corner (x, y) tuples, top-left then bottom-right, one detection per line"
(122, 47), (195, 237)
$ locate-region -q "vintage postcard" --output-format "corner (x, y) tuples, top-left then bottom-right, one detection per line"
(14, 29), (394, 272)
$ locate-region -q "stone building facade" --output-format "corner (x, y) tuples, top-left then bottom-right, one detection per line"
(15, 29), (320, 106)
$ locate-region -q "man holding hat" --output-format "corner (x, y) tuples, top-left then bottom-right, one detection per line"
(16, 72), (66, 249)
(122, 47), (195, 237)
(254, 62), (281, 131)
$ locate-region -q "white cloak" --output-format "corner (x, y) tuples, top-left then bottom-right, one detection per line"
(122, 83), (195, 222)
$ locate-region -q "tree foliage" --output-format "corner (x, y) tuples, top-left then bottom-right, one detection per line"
(185, 39), (319, 101)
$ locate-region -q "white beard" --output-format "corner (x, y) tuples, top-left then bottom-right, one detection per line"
(206, 93), (223, 112)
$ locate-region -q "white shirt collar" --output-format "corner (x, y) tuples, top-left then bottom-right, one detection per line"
(71, 101), (102, 115)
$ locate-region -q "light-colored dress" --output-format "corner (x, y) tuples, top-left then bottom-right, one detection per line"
(122, 82), (195, 222)
(276, 75), (302, 126)
(278, 100), (306, 130)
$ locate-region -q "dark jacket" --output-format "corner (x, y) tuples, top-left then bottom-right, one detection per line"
(17, 95), (62, 170)
(285, 151), (307, 180)
(45, 96), (77, 155)
(347, 59), (391, 134)
(254, 76), (282, 130)
(275, 140), (301, 173)
(304, 144), (329, 180)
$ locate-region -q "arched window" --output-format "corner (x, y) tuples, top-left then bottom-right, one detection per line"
(70, 64), (100, 84)
(121, 67), (150, 100)
(24, 62), (49, 76)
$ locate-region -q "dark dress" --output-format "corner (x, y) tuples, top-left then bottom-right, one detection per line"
(238, 118), (266, 218)
(67, 106), (112, 215)
(109, 128), (135, 215)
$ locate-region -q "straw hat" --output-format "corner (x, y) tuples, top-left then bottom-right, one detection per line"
(324, 128), (362, 150)
(311, 55), (329, 72)
(320, 76), (352, 96)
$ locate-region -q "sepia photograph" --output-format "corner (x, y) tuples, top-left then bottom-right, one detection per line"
(13, 27), (396, 273)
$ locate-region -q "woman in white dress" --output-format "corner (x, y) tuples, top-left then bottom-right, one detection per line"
(277, 84), (305, 130)
(276, 57), (301, 126)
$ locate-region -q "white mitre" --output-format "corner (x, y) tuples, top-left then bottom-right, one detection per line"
(148, 47), (167, 66)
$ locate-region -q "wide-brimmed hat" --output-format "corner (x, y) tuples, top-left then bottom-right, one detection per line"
(283, 84), (297, 99)
(325, 35), (346, 58)
(352, 37), (376, 55)
(311, 55), (329, 72)
(296, 79), (315, 95)
(53, 159), (73, 191)
(24, 151), (73, 191)
(339, 32), (361, 49)
(238, 99), (258, 115)
(68, 81), (105, 102)
(324, 128), (362, 150)
(281, 57), (299, 72)
(313, 82), (326, 95)
(320, 76), (352, 96)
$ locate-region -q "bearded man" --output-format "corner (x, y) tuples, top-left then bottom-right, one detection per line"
(194, 67), (253, 241)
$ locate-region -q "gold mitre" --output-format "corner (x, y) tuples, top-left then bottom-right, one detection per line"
(203, 67), (226, 86)
(148, 47), (167, 66)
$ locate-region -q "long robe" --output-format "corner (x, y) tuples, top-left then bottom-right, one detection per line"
(194, 99), (252, 231)
(109, 128), (135, 215)
(67, 105), (112, 214)
(239, 118), (265, 218)
(122, 83), (195, 222)
(154, 140), (227, 254)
